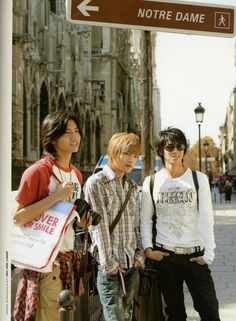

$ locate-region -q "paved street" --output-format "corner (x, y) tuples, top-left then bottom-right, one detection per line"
(185, 188), (236, 321)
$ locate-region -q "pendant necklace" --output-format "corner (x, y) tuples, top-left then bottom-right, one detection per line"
(58, 166), (72, 202)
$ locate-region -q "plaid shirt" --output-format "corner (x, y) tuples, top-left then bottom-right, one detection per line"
(13, 251), (83, 321)
(84, 165), (144, 275)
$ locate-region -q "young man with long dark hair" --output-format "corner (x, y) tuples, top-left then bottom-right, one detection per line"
(13, 111), (90, 321)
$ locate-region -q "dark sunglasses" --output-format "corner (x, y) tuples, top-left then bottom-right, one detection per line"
(164, 143), (186, 152)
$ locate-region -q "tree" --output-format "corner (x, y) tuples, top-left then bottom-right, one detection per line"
(184, 136), (219, 177)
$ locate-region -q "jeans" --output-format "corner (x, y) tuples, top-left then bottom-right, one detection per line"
(153, 248), (221, 321)
(97, 267), (139, 321)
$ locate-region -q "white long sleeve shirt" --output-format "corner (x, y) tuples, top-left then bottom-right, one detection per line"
(140, 168), (215, 264)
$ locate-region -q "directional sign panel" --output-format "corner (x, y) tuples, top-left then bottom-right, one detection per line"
(66, 0), (235, 37)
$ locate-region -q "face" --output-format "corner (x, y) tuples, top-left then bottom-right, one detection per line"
(163, 141), (185, 166)
(111, 152), (139, 177)
(54, 119), (81, 158)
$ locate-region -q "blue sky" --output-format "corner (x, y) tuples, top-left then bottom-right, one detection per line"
(155, 0), (236, 146)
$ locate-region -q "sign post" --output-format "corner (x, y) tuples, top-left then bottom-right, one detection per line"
(66, 0), (235, 37)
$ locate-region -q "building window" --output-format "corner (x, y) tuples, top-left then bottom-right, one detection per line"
(31, 89), (38, 149)
(49, 0), (56, 13)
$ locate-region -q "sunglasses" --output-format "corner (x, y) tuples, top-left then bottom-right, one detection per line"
(164, 143), (186, 152)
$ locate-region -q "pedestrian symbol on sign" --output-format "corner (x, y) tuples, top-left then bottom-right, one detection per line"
(214, 12), (231, 30)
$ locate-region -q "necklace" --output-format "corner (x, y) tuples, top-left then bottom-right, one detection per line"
(58, 167), (72, 202)
(58, 167), (72, 182)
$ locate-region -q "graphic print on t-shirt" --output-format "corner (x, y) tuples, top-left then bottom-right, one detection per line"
(156, 181), (197, 240)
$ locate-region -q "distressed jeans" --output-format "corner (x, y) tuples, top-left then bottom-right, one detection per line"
(97, 267), (139, 321)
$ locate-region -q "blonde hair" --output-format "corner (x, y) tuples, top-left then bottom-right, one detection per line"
(107, 132), (141, 162)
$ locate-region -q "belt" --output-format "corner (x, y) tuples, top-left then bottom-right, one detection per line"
(156, 243), (204, 255)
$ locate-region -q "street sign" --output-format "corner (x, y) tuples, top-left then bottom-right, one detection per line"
(66, 0), (235, 37)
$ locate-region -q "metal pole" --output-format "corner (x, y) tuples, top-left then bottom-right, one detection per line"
(198, 123), (202, 172)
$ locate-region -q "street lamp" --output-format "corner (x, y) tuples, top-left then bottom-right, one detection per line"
(203, 140), (209, 175)
(194, 103), (205, 171)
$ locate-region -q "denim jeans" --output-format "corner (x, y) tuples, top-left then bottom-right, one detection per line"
(97, 267), (139, 321)
(153, 248), (221, 321)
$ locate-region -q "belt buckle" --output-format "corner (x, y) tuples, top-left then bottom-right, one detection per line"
(174, 247), (186, 254)
(174, 247), (195, 254)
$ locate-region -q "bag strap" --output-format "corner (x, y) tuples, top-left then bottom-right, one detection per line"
(79, 179), (134, 277)
(109, 180), (134, 234)
(191, 170), (199, 210)
(150, 174), (157, 248)
(79, 227), (90, 278)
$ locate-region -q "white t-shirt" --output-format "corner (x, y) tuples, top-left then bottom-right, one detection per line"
(141, 168), (215, 264)
(16, 157), (82, 269)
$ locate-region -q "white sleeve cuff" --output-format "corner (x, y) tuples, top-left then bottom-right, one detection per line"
(203, 255), (213, 265)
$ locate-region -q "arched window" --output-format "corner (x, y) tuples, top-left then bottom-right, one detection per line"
(40, 82), (49, 155)
(85, 112), (91, 163)
(31, 88), (38, 149)
(49, 0), (56, 13)
(23, 83), (28, 157)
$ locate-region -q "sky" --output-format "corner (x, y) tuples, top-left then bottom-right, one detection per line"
(155, 0), (236, 147)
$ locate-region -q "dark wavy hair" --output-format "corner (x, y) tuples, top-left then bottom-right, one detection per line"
(156, 127), (188, 165)
(41, 111), (82, 160)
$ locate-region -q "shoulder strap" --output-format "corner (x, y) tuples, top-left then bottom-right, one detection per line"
(109, 180), (134, 234)
(150, 174), (156, 210)
(150, 174), (157, 248)
(191, 170), (199, 210)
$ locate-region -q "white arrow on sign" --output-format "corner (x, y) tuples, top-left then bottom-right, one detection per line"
(77, 0), (99, 17)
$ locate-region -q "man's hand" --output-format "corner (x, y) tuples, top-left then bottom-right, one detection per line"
(190, 256), (206, 265)
(55, 182), (74, 200)
(145, 248), (169, 261)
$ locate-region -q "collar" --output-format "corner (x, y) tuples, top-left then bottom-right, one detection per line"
(103, 164), (128, 183)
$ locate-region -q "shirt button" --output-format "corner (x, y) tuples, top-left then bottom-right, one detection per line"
(53, 276), (57, 280)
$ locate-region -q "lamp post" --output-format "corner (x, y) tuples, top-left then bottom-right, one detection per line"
(194, 103), (205, 172)
(203, 140), (209, 175)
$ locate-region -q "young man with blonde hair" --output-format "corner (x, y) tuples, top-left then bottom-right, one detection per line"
(84, 132), (144, 321)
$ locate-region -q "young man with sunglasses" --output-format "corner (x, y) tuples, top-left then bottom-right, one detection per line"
(140, 127), (220, 321)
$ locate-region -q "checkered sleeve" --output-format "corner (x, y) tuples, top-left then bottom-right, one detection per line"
(84, 176), (119, 275)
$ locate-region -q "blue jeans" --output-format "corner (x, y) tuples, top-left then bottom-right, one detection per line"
(153, 247), (221, 321)
(97, 267), (139, 321)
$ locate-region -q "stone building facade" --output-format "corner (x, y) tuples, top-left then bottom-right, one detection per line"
(12, 0), (149, 189)
(218, 40), (236, 176)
